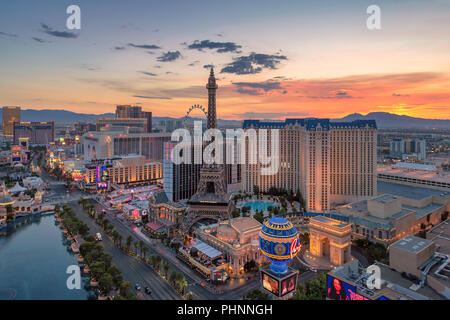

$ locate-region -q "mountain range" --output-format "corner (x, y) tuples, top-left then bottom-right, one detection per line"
(1, 109), (449, 129)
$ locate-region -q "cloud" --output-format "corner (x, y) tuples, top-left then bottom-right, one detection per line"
(157, 51), (181, 62)
(32, 37), (50, 43)
(232, 81), (284, 95)
(221, 53), (287, 75)
(41, 23), (78, 38)
(80, 64), (101, 71)
(232, 111), (310, 119)
(188, 61), (200, 67)
(186, 40), (242, 53)
(393, 93), (410, 97)
(133, 95), (172, 100)
(139, 71), (157, 77)
(203, 64), (215, 69)
(128, 43), (161, 49)
(114, 46), (126, 50)
(0, 31), (18, 38)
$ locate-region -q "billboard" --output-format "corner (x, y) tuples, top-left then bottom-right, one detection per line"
(280, 273), (297, 297)
(261, 268), (298, 297)
(327, 275), (369, 300)
(262, 271), (279, 296)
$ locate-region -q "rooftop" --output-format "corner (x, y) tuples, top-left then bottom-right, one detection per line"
(378, 164), (450, 185)
(311, 215), (349, 228)
(229, 217), (261, 233)
(427, 220), (450, 256)
(371, 194), (398, 204)
(242, 118), (377, 130)
(390, 235), (433, 254)
(377, 181), (450, 200)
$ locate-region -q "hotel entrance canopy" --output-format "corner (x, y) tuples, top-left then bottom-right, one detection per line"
(191, 238), (223, 260)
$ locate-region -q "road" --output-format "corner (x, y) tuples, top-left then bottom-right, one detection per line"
(39, 166), (296, 300)
(68, 200), (180, 300)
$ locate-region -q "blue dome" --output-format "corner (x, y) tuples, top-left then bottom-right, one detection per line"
(259, 217), (301, 274)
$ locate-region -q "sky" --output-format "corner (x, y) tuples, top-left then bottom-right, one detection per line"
(0, 0), (449, 120)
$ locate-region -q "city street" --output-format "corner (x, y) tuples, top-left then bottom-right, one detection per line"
(68, 200), (180, 300)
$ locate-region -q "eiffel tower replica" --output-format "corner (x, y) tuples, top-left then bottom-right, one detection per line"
(181, 68), (232, 233)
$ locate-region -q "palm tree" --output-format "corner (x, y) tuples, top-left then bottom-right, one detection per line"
(117, 234), (123, 248)
(138, 240), (144, 257)
(163, 261), (170, 279)
(133, 242), (139, 255)
(126, 236), (133, 252)
(178, 275), (188, 295)
(111, 231), (119, 245)
(142, 246), (148, 259)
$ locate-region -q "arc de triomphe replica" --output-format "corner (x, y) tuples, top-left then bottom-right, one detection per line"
(309, 216), (352, 266)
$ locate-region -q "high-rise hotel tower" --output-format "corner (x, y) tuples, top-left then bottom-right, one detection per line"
(242, 119), (377, 212)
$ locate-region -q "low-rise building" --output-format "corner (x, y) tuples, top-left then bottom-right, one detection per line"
(195, 217), (265, 278)
(378, 163), (450, 192)
(147, 191), (185, 237)
(338, 182), (450, 245)
(327, 235), (449, 300)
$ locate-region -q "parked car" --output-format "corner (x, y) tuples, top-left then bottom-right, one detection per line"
(135, 283), (141, 291)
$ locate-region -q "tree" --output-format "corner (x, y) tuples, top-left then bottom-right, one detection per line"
(142, 246), (149, 259)
(244, 289), (269, 300)
(126, 236), (133, 252)
(133, 242), (139, 255)
(107, 265), (123, 288)
(163, 261), (171, 279)
(253, 185), (260, 196)
(138, 240), (145, 257)
(244, 260), (259, 273)
(99, 273), (114, 294)
(178, 275), (188, 295)
(253, 210), (264, 224)
(292, 272), (327, 300)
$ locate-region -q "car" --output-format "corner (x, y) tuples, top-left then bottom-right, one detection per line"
(135, 283), (141, 291)
(144, 287), (152, 295)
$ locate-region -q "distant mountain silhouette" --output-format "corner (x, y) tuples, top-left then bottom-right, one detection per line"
(1, 109), (448, 129)
(0, 109), (115, 123)
(332, 112), (450, 128)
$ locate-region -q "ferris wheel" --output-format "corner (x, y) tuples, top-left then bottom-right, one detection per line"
(183, 104), (207, 127)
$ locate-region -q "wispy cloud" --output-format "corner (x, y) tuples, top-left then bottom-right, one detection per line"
(232, 80), (284, 95)
(32, 37), (50, 43)
(185, 40), (242, 53)
(133, 95), (171, 100)
(221, 53), (287, 75)
(0, 31), (18, 38)
(157, 51), (181, 62)
(232, 111), (309, 119)
(139, 71), (158, 77)
(128, 43), (161, 49)
(41, 23), (78, 38)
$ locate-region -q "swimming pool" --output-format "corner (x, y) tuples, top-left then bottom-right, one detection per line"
(244, 201), (278, 211)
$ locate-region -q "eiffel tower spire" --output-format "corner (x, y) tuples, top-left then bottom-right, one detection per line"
(206, 67), (218, 130)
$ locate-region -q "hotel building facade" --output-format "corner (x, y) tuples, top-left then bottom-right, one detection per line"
(242, 119), (377, 212)
(84, 155), (162, 189)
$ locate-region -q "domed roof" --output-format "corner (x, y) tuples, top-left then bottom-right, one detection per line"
(217, 224), (237, 243)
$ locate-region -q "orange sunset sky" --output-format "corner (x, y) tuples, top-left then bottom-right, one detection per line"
(0, 0), (449, 120)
